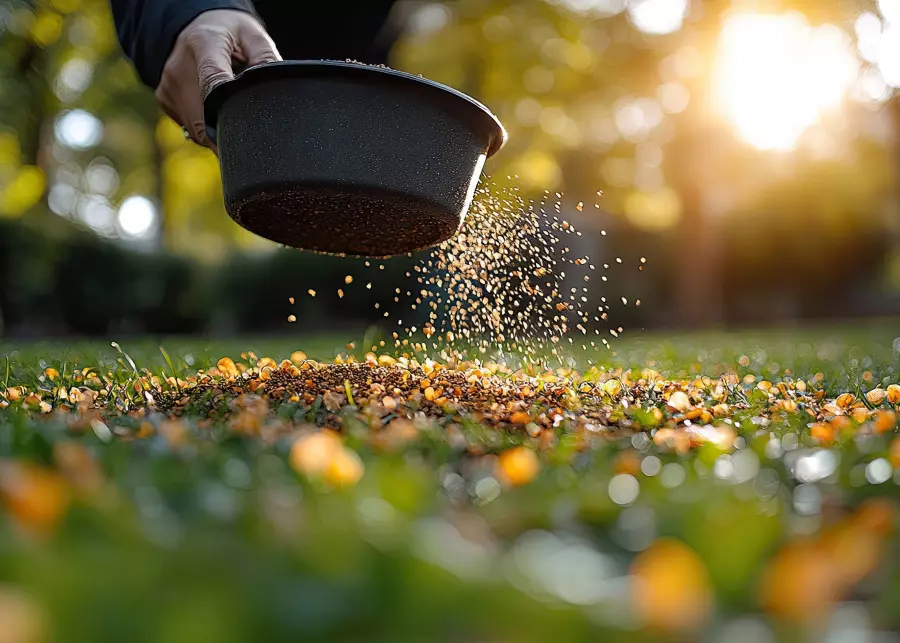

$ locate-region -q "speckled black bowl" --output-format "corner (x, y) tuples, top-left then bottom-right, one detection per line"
(204, 60), (506, 257)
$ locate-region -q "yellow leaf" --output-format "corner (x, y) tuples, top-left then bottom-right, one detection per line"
(874, 410), (896, 434)
(631, 539), (712, 632)
(667, 390), (691, 412)
(216, 357), (239, 378)
(498, 447), (540, 486)
(761, 540), (837, 622)
(0, 460), (70, 535)
(835, 393), (856, 409)
(30, 10), (63, 46)
(290, 431), (343, 476)
(0, 166), (45, 217)
(888, 384), (900, 404)
(324, 448), (364, 487)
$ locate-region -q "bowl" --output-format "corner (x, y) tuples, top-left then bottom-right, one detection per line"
(203, 60), (507, 257)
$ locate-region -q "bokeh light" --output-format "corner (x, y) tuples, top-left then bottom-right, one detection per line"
(84, 159), (119, 196)
(627, 0), (689, 35)
(856, 5), (900, 88)
(54, 57), (93, 102)
(117, 195), (157, 239)
(76, 193), (116, 235)
(552, 0), (626, 15)
(47, 182), (77, 216)
(54, 109), (103, 150)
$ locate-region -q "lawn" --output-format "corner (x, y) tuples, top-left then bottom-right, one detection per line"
(1, 321), (900, 642)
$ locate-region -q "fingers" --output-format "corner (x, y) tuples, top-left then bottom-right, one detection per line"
(182, 88), (217, 153)
(195, 35), (236, 100)
(156, 52), (217, 153)
(156, 10), (279, 153)
(238, 23), (281, 66)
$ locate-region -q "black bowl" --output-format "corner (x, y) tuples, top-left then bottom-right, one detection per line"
(203, 60), (507, 257)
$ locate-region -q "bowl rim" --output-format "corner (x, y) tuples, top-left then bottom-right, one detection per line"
(203, 60), (508, 157)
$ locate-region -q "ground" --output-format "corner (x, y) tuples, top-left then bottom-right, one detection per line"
(1, 321), (900, 642)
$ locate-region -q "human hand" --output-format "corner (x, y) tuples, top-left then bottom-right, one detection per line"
(156, 9), (280, 152)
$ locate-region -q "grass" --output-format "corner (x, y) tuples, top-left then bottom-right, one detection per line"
(2, 321), (900, 642)
(4, 316), (899, 380)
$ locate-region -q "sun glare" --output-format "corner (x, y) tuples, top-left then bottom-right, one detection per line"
(712, 12), (859, 151)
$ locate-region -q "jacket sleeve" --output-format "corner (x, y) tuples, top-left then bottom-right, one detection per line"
(110, 0), (259, 89)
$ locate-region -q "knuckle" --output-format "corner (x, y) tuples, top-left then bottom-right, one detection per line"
(160, 49), (184, 79)
(199, 68), (231, 94)
(189, 119), (209, 143)
(182, 23), (220, 46)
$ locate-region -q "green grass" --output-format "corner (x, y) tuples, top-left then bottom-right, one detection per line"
(1, 322), (900, 643)
(4, 317), (899, 386)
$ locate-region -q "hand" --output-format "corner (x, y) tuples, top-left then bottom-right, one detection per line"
(156, 9), (281, 152)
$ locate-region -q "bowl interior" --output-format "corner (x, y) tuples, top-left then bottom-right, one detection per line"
(230, 182), (463, 257)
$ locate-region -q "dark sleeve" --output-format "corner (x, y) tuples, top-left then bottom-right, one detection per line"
(110, 0), (259, 88)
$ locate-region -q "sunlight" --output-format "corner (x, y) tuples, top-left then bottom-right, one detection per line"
(711, 12), (859, 151)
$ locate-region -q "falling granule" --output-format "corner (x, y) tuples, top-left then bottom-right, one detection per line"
(288, 297), (295, 305)
(338, 289), (344, 298)
(366, 283), (372, 289)
(344, 275), (353, 285)
(287, 315), (297, 323)
(308, 289), (316, 297)
(576, 201), (584, 211)
(357, 182), (632, 365)
(621, 297), (628, 305)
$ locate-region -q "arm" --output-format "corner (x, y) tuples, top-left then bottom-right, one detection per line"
(110, 1), (280, 150)
(110, 0), (259, 89)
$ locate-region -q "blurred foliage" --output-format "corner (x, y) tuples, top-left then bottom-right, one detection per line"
(0, 217), (417, 336)
(395, 0), (896, 215)
(394, 0), (900, 324)
(2, 329), (900, 640)
(0, 0), (898, 330)
(0, 0), (265, 255)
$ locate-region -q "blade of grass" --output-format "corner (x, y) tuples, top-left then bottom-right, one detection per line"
(344, 380), (355, 407)
(110, 342), (139, 374)
(159, 346), (180, 391)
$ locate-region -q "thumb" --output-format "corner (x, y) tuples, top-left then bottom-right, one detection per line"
(238, 25), (281, 66)
(197, 39), (236, 100)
